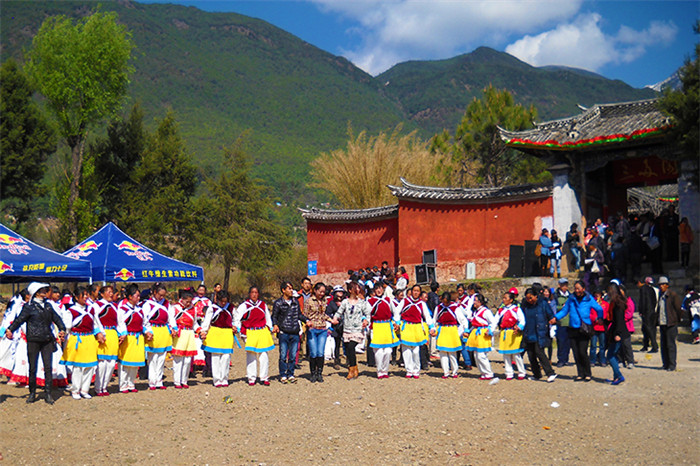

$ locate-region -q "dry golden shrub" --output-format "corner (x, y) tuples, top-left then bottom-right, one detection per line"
(310, 125), (446, 209)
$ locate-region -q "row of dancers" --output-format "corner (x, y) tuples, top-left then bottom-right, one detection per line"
(1, 279), (578, 403)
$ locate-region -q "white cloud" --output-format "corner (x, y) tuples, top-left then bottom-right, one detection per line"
(505, 14), (678, 71)
(311, 0), (583, 75)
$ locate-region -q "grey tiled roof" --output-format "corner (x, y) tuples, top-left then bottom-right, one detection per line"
(387, 178), (551, 202)
(299, 205), (399, 222)
(499, 98), (671, 150)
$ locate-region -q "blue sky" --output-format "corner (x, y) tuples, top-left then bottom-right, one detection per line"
(143, 0), (698, 88)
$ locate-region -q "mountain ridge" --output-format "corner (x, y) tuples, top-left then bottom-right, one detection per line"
(1, 1), (658, 203)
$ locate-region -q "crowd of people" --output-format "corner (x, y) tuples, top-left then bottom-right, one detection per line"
(1, 261), (697, 404)
(537, 207), (694, 285)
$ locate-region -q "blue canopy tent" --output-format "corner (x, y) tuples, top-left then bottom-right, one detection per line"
(0, 223), (93, 284)
(63, 222), (204, 284)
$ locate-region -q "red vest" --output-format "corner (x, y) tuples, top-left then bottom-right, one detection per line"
(368, 296), (393, 321)
(144, 299), (170, 325)
(174, 303), (196, 329)
(68, 305), (95, 334)
(119, 301), (144, 333)
(211, 304), (233, 328)
(95, 299), (118, 328)
(436, 303), (459, 325)
(401, 298), (425, 323)
(240, 300), (267, 329)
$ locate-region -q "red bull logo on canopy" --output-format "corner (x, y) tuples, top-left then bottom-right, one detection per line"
(0, 234), (31, 255)
(114, 240), (153, 262)
(0, 260), (14, 274)
(114, 268), (136, 281)
(65, 240), (102, 259)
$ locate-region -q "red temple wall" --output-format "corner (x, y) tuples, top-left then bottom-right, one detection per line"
(306, 217), (398, 281)
(397, 196), (553, 279)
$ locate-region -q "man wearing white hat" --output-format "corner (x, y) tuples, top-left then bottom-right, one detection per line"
(5, 282), (66, 404)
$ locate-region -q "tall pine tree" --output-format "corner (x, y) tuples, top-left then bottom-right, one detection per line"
(0, 59), (56, 224)
(188, 138), (287, 290)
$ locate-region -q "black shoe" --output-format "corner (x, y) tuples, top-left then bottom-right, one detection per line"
(26, 392), (37, 404)
(310, 372), (317, 383)
(648, 349), (658, 353)
(640, 347), (648, 352)
(45, 392), (55, 405)
(316, 358), (324, 382)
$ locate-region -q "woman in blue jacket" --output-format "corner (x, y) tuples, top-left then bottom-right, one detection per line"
(551, 280), (603, 381)
(521, 288), (557, 382)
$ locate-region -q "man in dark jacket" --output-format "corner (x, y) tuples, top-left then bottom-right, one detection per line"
(657, 276), (682, 371)
(272, 281), (308, 383)
(521, 289), (557, 382)
(636, 277), (659, 352)
(6, 282), (66, 404)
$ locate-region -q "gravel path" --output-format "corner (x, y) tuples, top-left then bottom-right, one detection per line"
(1, 339), (698, 465)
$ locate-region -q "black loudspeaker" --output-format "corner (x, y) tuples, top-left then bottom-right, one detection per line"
(506, 245), (524, 277)
(427, 265), (436, 283)
(414, 264), (436, 284)
(422, 249), (437, 265)
(523, 240), (540, 277)
(415, 264), (428, 284)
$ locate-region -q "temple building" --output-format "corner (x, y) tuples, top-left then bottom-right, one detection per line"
(301, 98), (698, 284)
(301, 180), (553, 284)
(499, 98), (696, 240)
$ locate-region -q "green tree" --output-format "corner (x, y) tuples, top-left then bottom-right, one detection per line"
(53, 150), (102, 250)
(24, 11), (134, 242)
(88, 103), (146, 222)
(0, 59), (56, 224)
(121, 111), (197, 254)
(431, 85), (549, 187)
(659, 20), (699, 161)
(188, 137), (288, 290)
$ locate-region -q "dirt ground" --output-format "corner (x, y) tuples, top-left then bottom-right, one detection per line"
(1, 333), (698, 465)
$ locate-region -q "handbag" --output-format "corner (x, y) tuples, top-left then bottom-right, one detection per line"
(579, 320), (594, 338)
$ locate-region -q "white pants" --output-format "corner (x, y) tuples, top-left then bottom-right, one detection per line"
(503, 353), (526, 378)
(475, 351), (493, 377)
(119, 365), (138, 391)
(246, 351), (269, 382)
(147, 352), (166, 388)
(94, 359), (116, 393)
(70, 366), (96, 395)
(374, 347), (392, 376)
(172, 356), (192, 387)
(440, 351), (458, 376)
(211, 353), (231, 386)
(402, 345), (421, 376)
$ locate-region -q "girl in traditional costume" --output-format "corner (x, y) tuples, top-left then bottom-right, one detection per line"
(170, 289), (199, 389)
(92, 285), (124, 396)
(492, 291), (526, 380)
(141, 283), (176, 389)
(201, 291), (236, 387)
(394, 285), (435, 379)
(61, 286), (106, 399)
(117, 285), (153, 393)
(367, 283), (399, 379)
(465, 293), (495, 380)
(435, 292), (468, 378)
(235, 286), (275, 386)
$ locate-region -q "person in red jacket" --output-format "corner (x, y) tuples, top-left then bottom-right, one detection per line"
(590, 289), (607, 367)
